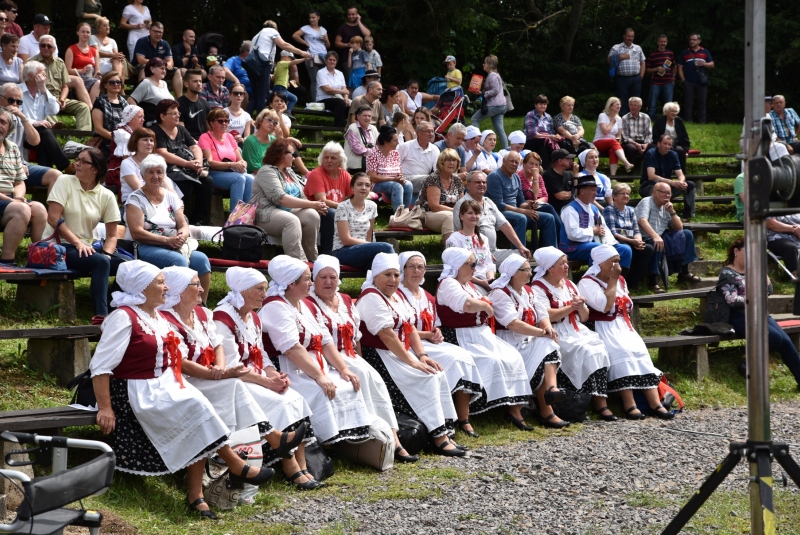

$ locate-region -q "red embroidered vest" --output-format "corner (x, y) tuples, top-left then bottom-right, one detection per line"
(304, 294), (357, 356)
(493, 285), (538, 331)
(163, 307), (215, 365)
(397, 286), (437, 332)
(260, 297), (325, 371)
(111, 306), (181, 382)
(356, 288), (412, 351)
(582, 275), (634, 331)
(214, 308), (265, 372)
(531, 279), (581, 331)
(436, 281), (492, 329)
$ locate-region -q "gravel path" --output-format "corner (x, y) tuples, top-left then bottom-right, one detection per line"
(257, 402), (800, 534)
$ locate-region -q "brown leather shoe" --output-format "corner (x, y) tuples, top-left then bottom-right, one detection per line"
(649, 285), (666, 294)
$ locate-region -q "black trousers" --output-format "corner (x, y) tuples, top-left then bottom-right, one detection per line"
(320, 98), (347, 127)
(177, 174), (215, 225)
(626, 242), (655, 290)
(25, 126), (70, 170)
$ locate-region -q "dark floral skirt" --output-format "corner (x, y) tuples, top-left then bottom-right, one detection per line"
(260, 416), (317, 466)
(530, 350), (561, 392)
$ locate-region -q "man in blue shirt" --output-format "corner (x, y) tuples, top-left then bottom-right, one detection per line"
(486, 151), (557, 249)
(134, 22), (183, 96)
(769, 95), (800, 154)
(639, 134), (695, 220)
(225, 41), (252, 108)
(677, 34), (714, 123)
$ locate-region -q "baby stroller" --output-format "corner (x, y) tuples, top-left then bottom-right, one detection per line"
(432, 89), (468, 141)
(196, 32), (227, 68)
(0, 431), (115, 535)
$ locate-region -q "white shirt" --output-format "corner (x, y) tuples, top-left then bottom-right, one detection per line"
(398, 139), (440, 176)
(316, 68), (346, 103)
(20, 83), (60, 122)
(300, 25), (328, 56)
(20, 32), (58, 58)
(594, 112), (623, 141)
(561, 198), (618, 245)
(473, 150), (499, 172)
(252, 27), (280, 62)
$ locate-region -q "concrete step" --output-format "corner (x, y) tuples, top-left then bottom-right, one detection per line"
(684, 276), (717, 289)
(770, 312), (800, 321)
(767, 294), (794, 315)
(690, 259), (724, 276)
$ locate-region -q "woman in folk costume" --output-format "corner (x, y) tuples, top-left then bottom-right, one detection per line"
(213, 267), (321, 490)
(160, 267), (320, 493)
(259, 255), (373, 447)
(488, 253), (570, 429)
(356, 252), (465, 457)
(530, 247), (615, 421)
(90, 261), (275, 520)
(435, 248), (534, 430)
(577, 245), (674, 420)
(304, 254), (419, 463)
(396, 251), (484, 438)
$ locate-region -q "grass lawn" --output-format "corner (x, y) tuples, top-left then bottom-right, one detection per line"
(1, 121), (793, 534)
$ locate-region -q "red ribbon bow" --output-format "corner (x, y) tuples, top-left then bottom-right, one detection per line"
(309, 334), (325, 372)
(563, 301), (580, 332)
(521, 307), (536, 326)
(615, 296), (634, 331)
(249, 345), (264, 374)
(164, 331), (185, 388)
(479, 297), (496, 334)
(199, 346), (216, 367)
(338, 323), (356, 358)
(400, 321), (413, 351)
(420, 309), (434, 332)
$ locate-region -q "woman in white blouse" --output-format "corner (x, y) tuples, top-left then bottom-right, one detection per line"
(396, 251), (484, 438)
(356, 253), (465, 457)
(213, 267), (320, 488)
(446, 200), (496, 294)
(259, 256), (373, 447)
(530, 247), (615, 421)
(90, 261), (275, 519)
(592, 96), (635, 176)
(305, 255), (419, 463)
(488, 254), (569, 428)
(473, 130), (500, 174)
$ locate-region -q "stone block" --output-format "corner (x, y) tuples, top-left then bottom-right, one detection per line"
(659, 344), (709, 381)
(13, 280), (76, 322)
(27, 338), (91, 387)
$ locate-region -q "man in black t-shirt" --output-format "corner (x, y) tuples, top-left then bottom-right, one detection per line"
(334, 7), (371, 83)
(172, 29), (206, 80)
(541, 149), (578, 215)
(177, 69), (210, 140)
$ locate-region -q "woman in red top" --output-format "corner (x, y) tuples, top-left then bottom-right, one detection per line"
(304, 141), (352, 255)
(65, 22), (101, 104)
(515, 151), (563, 242)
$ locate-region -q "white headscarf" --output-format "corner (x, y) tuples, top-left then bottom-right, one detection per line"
(490, 253), (527, 289)
(117, 105), (142, 129)
(218, 267), (267, 308)
(312, 255), (340, 280)
(578, 148), (594, 168)
(267, 255), (309, 297)
(585, 244), (619, 278)
(110, 260), (161, 308)
(480, 129), (495, 145)
(159, 266), (197, 310)
(439, 248), (472, 281)
(533, 246), (566, 281)
(398, 251), (426, 282)
(361, 252), (400, 291)
(508, 130), (526, 145)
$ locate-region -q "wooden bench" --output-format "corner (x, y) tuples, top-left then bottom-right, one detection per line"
(626, 195), (734, 208)
(608, 173), (738, 195)
(0, 407), (97, 435)
(374, 228), (440, 253)
(292, 108), (335, 119)
(292, 124), (345, 143)
(683, 221), (743, 243)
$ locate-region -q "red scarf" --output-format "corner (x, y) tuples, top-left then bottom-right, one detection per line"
(479, 297), (496, 334)
(337, 323), (356, 357)
(309, 334), (325, 371)
(563, 301), (580, 331)
(521, 307), (536, 326)
(164, 331), (185, 388)
(420, 309), (434, 332)
(400, 321), (413, 351)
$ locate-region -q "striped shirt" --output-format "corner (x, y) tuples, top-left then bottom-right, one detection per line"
(621, 112), (653, 144)
(0, 139), (26, 195)
(608, 43), (645, 76)
(646, 49), (675, 85)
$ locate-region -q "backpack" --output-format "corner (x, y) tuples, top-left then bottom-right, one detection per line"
(212, 224), (268, 262)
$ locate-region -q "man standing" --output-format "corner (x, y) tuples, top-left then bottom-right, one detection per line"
(135, 22), (183, 96)
(677, 34), (714, 124)
(398, 121), (439, 202)
(200, 65), (230, 109)
(639, 134), (695, 220)
(18, 14), (58, 60)
(645, 34), (675, 120)
(635, 181), (700, 292)
(178, 69), (210, 141)
(607, 28), (645, 116)
(486, 151), (557, 249)
(334, 6), (371, 83)
(621, 97), (652, 164)
(452, 170), (531, 263)
(769, 95), (800, 154)
(172, 29), (206, 80)
(541, 148), (577, 215)
(29, 36), (92, 131)
(348, 81), (382, 124)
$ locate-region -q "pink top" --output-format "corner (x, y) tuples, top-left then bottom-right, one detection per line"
(304, 166), (352, 202)
(515, 170), (548, 203)
(68, 44), (97, 70)
(198, 132), (239, 162)
(366, 147), (401, 176)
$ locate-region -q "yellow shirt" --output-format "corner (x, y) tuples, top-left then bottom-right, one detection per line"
(446, 68), (463, 89)
(44, 175), (120, 245)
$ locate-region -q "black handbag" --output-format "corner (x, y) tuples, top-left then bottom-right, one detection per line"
(242, 46), (273, 79)
(67, 369), (96, 407)
(212, 224), (268, 262)
(704, 286), (731, 324)
(304, 440), (334, 481)
(395, 412), (429, 455)
(551, 391), (592, 423)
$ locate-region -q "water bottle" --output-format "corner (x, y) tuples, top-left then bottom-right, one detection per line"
(86, 65), (94, 78)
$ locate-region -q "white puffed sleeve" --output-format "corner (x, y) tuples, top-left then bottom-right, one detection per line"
(300, 302), (334, 346)
(532, 284), (552, 311)
(356, 291), (397, 335)
(90, 309), (132, 377)
(214, 318), (242, 368)
(532, 299), (549, 325)
(578, 278), (609, 312)
(260, 301), (301, 354)
(348, 299), (363, 342)
(201, 307), (223, 348)
(488, 288), (519, 327)
(436, 278), (470, 313)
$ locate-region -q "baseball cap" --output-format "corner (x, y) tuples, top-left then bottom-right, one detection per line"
(465, 125), (481, 140)
(551, 148), (575, 161)
(508, 131), (526, 145)
(444, 55), (456, 63)
(33, 14), (53, 25)
(280, 51), (294, 58)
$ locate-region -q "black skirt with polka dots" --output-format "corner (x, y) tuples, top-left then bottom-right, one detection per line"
(556, 367), (609, 398)
(607, 372), (662, 393)
(260, 416), (316, 466)
(530, 350), (561, 392)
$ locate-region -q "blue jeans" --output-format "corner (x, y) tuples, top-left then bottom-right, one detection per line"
(137, 244), (212, 275)
(372, 180), (413, 211)
(503, 209), (557, 249)
(729, 311), (800, 386)
(614, 75), (643, 115)
(470, 104), (508, 149)
(272, 85), (298, 113)
(64, 244), (125, 316)
(565, 241), (633, 268)
(644, 229), (697, 275)
(332, 242), (395, 270)
(209, 170), (254, 210)
(648, 82), (674, 120)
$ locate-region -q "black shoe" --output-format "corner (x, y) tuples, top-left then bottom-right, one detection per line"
(543, 385), (567, 406)
(540, 412), (570, 429)
(301, 469), (327, 488)
(455, 419), (480, 438)
(273, 422), (307, 459)
(648, 406), (676, 420)
(187, 497), (218, 520)
(595, 406), (619, 422)
(625, 406), (646, 421)
(394, 446), (419, 463)
(287, 470), (321, 490)
(229, 464), (275, 486)
(505, 412), (534, 431)
(737, 360), (747, 377)
(431, 439), (465, 457)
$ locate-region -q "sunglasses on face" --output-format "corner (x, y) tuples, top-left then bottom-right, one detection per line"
(0, 17), (7, 22)
(39, 44), (55, 49)
(231, 91), (246, 96)
(106, 80), (122, 86)
(216, 119), (230, 124)
(2, 97), (23, 106)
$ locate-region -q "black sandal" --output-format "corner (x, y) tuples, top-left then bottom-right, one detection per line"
(187, 497), (217, 520)
(273, 421), (307, 459)
(648, 405), (676, 420)
(543, 385), (567, 406)
(625, 406), (646, 420)
(288, 470), (321, 490)
(301, 469), (327, 488)
(455, 419), (480, 438)
(595, 406), (619, 422)
(540, 412), (570, 429)
(394, 446), (420, 463)
(504, 412), (534, 431)
(431, 439), (465, 457)
(229, 464), (275, 486)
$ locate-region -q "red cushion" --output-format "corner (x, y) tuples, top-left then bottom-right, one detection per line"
(340, 264), (361, 272)
(209, 258), (270, 269)
(777, 320), (800, 328)
(687, 149), (701, 155)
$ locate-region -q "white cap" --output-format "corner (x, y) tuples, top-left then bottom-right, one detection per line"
(280, 51), (294, 58)
(508, 130), (526, 145)
(465, 125), (481, 140)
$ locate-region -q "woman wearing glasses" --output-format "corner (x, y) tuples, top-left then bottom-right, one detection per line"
(242, 108), (281, 173)
(249, 139), (327, 261)
(224, 83), (252, 144)
(91, 71), (128, 158)
(198, 108), (253, 210)
(127, 58), (172, 124)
